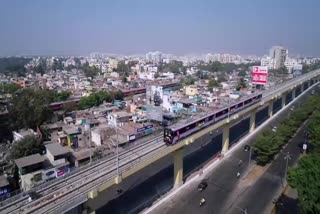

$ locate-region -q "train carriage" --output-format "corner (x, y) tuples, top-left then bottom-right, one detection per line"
(164, 93), (262, 145)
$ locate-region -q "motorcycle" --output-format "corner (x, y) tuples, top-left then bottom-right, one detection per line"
(200, 198), (206, 206)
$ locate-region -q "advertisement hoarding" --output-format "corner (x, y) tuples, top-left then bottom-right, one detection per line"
(252, 66), (268, 85)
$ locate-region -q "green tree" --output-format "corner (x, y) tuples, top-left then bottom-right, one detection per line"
(10, 136), (44, 159)
(122, 76), (128, 83)
(238, 70), (247, 77)
(154, 72), (160, 79)
(208, 79), (220, 88)
(53, 91), (71, 102)
(9, 88), (54, 130)
(0, 83), (21, 94)
(182, 76), (195, 86)
(78, 90), (123, 110)
(133, 82), (139, 88)
(52, 59), (63, 71)
(236, 78), (247, 90)
(0, 57), (31, 76)
(288, 154), (320, 214)
(158, 60), (186, 74)
(82, 62), (100, 78)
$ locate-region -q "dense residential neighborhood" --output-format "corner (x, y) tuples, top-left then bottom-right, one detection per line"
(0, 47), (320, 213)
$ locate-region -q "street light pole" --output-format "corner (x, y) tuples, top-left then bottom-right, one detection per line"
(284, 152), (291, 186)
(248, 146), (252, 172)
(116, 126), (119, 177)
(85, 119), (92, 164)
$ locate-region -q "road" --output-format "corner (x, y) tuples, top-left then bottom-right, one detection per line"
(149, 84), (317, 214)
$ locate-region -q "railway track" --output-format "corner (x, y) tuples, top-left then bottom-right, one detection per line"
(0, 135), (163, 214)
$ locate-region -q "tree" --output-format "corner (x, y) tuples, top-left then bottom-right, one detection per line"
(52, 59), (63, 71)
(158, 60), (186, 74)
(238, 70), (247, 77)
(53, 91), (71, 102)
(154, 72), (160, 79)
(208, 79), (220, 88)
(133, 82), (139, 88)
(0, 57), (31, 76)
(10, 136), (44, 160)
(82, 62), (100, 78)
(182, 76), (195, 86)
(0, 83), (21, 94)
(254, 96), (320, 166)
(236, 78), (247, 90)
(122, 76), (128, 83)
(9, 88), (54, 130)
(78, 90), (123, 110)
(288, 154), (320, 214)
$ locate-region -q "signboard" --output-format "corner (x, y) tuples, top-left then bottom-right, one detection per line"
(129, 135), (136, 141)
(57, 171), (64, 177)
(252, 66), (268, 85)
(137, 124), (153, 133)
(303, 143), (307, 150)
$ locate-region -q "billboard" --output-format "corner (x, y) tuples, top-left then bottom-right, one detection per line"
(252, 66), (268, 85)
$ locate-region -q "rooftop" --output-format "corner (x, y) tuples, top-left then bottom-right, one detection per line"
(45, 143), (70, 157)
(14, 154), (44, 168)
(112, 111), (133, 118)
(0, 175), (9, 187)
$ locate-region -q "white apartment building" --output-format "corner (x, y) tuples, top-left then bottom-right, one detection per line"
(146, 51), (162, 64)
(139, 72), (155, 80)
(269, 46), (288, 69)
(261, 56), (276, 69)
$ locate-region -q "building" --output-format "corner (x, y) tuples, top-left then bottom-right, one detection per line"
(108, 111), (133, 127)
(146, 51), (162, 64)
(184, 86), (198, 96)
(91, 125), (115, 146)
(14, 154), (45, 191)
(269, 46), (288, 69)
(12, 129), (39, 142)
(0, 175), (11, 197)
(261, 57), (276, 70)
(14, 154), (44, 176)
(45, 144), (70, 177)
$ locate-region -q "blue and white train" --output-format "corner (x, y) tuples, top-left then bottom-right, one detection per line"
(164, 93), (263, 145)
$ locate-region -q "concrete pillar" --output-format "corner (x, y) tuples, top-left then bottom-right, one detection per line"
(281, 93), (286, 108)
(268, 102), (273, 118)
(82, 203), (95, 214)
(222, 124), (230, 154)
(308, 80), (311, 87)
(292, 89), (296, 99)
(115, 175), (122, 184)
(301, 84), (304, 92)
(249, 110), (256, 133)
(173, 148), (184, 188)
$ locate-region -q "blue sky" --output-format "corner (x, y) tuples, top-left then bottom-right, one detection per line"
(0, 0), (320, 56)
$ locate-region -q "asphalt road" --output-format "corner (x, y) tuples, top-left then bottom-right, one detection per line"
(150, 85), (318, 214)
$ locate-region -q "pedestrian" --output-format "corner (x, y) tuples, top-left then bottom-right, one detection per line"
(238, 159), (243, 166)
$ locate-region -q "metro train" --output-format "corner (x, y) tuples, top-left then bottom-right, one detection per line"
(164, 93), (263, 145)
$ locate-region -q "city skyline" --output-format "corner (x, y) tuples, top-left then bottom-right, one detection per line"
(0, 0), (320, 57)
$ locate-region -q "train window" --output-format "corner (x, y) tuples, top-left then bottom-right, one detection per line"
(216, 108), (228, 118)
(244, 98), (252, 105)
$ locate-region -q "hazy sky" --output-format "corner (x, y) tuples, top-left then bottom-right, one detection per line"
(0, 0), (320, 56)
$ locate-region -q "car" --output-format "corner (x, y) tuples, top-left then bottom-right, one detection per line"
(243, 145), (250, 152)
(198, 181), (208, 192)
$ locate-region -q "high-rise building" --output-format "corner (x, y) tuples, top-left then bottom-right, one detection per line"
(269, 46), (288, 69)
(145, 51), (162, 64)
